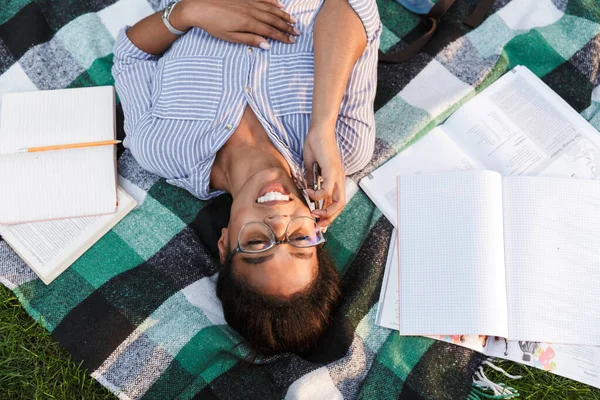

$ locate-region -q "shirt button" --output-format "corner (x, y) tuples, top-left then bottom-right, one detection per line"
(247, 47), (253, 54)
(225, 124), (233, 130)
(244, 86), (250, 94)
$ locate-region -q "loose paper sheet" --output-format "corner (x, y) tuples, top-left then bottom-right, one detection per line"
(359, 127), (480, 227)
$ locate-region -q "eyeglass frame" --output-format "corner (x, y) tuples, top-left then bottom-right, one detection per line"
(230, 216), (327, 256)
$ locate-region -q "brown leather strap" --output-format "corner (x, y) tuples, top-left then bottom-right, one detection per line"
(378, 0), (493, 64)
(378, 17), (438, 63)
(464, 0), (495, 28)
(427, 0), (457, 18)
(378, 0), (455, 64)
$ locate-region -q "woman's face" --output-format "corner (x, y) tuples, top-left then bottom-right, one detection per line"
(217, 167), (319, 297)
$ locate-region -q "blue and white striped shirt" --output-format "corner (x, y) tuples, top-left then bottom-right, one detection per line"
(113, 0), (381, 200)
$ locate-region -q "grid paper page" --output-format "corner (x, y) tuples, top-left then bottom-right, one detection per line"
(503, 176), (600, 345)
(398, 170), (509, 337)
(359, 127), (480, 227)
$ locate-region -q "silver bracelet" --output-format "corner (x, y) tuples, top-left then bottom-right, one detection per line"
(162, 1), (188, 36)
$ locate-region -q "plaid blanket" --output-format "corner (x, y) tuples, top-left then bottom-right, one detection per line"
(1, 0), (599, 398)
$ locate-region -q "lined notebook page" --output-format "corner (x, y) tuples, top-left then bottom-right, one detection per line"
(398, 170), (509, 337)
(0, 87), (116, 223)
(0, 87), (115, 151)
(503, 176), (600, 345)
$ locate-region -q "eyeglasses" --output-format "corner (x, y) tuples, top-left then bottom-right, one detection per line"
(231, 216), (327, 255)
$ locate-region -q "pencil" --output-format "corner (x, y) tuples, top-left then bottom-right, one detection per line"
(17, 140), (122, 153)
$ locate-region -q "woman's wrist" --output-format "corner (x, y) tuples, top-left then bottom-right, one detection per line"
(169, 0), (195, 32)
(309, 116), (337, 134)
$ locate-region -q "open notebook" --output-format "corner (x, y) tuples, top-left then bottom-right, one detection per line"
(0, 86), (118, 224)
(376, 229), (600, 390)
(0, 186), (137, 284)
(396, 170), (600, 346)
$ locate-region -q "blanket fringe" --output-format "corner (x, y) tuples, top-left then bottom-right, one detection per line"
(468, 360), (521, 399)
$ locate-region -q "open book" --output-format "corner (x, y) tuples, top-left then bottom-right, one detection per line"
(0, 86), (118, 224)
(361, 66), (600, 227)
(396, 170), (600, 345)
(364, 65), (600, 385)
(0, 186), (137, 284)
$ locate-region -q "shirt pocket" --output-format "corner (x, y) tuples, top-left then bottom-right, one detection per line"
(269, 53), (314, 117)
(153, 56), (223, 121)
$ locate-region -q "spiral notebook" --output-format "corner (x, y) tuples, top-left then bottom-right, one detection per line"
(0, 86), (118, 224)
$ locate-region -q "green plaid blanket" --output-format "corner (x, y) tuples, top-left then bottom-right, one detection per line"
(1, 0), (599, 398)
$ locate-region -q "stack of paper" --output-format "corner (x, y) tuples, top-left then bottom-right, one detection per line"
(362, 66), (600, 388)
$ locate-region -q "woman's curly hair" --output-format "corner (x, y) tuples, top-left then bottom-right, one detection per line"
(216, 246), (340, 355)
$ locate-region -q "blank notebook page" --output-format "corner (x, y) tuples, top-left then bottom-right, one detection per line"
(0, 87), (116, 224)
(503, 176), (600, 345)
(398, 170), (509, 337)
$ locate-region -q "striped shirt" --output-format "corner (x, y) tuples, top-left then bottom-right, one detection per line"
(112, 0), (381, 200)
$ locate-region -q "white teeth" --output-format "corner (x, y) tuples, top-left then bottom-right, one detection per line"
(256, 191), (290, 203)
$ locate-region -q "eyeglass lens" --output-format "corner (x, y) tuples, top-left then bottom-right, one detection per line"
(239, 218), (322, 251)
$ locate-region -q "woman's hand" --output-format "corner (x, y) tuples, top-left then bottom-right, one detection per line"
(174, 0), (300, 49)
(303, 123), (346, 228)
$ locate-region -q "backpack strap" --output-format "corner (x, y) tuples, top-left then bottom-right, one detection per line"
(379, 0), (455, 63)
(464, 0), (495, 27)
(379, 0), (494, 64)
(427, 0), (457, 18)
(378, 16), (439, 63)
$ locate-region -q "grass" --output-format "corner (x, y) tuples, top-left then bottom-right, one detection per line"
(484, 359), (600, 400)
(0, 285), (114, 399)
(2, 283), (600, 400)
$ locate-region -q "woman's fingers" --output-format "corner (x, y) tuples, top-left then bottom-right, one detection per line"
(253, 1), (298, 24)
(251, 9), (300, 36)
(245, 19), (295, 43)
(315, 216), (338, 229)
(310, 183), (345, 225)
(311, 197), (344, 219)
(306, 175), (342, 205)
(228, 32), (271, 48)
(312, 201), (344, 228)
(321, 195), (333, 211)
(253, 0), (286, 9)
(305, 189), (332, 212)
(305, 188), (329, 202)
